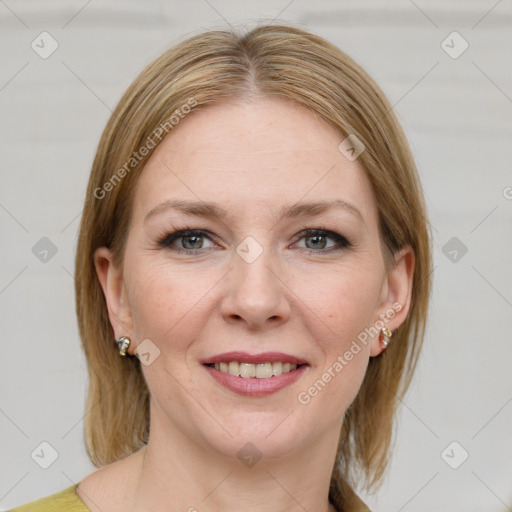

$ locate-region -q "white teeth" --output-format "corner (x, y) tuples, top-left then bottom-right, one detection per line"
(228, 361), (239, 376)
(211, 361), (301, 378)
(256, 362), (273, 379)
(272, 362), (282, 376)
(240, 363), (256, 378)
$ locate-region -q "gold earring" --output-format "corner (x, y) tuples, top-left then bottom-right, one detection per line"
(379, 327), (393, 349)
(115, 336), (131, 357)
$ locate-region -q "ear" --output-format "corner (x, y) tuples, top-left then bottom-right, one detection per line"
(370, 245), (415, 357)
(94, 247), (134, 353)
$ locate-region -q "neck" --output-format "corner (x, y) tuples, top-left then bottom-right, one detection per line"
(129, 407), (342, 512)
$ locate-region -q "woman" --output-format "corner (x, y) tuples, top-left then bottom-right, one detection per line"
(10, 23), (431, 512)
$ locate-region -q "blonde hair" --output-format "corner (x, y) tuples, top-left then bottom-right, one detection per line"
(75, 23), (432, 512)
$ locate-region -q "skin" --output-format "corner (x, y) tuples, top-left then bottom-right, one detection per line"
(80, 97), (414, 512)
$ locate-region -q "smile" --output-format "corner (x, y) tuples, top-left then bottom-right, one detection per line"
(201, 352), (309, 397)
(206, 361), (300, 379)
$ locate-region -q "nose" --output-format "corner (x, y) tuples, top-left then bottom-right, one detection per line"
(220, 245), (291, 331)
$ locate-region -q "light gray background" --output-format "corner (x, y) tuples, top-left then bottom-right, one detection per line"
(1, 1), (511, 511)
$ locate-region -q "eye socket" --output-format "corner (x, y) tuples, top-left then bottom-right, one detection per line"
(293, 228), (351, 252)
(157, 229), (217, 253)
(157, 227), (352, 255)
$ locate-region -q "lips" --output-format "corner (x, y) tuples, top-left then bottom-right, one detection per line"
(200, 351), (308, 365)
(201, 351), (309, 397)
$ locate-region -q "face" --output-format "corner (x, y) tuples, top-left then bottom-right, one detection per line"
(95, 97), (413, 461)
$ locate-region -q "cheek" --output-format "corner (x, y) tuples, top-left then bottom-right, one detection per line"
(128, 269), (172, 341)
(126, 260), (215, 350)
(291, 263), (381, 412)
(297, 274), (377, 415)
(298, 263), (383, 349)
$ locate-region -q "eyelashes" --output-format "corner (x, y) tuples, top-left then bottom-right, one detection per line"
(157, 228), (214, 253)
(156, 227), (352, 255)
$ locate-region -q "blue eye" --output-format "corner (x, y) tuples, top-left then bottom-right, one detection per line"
(157, 229), (216, 254)
(157, 228), (352, 255)
(295, 229), (351, 252)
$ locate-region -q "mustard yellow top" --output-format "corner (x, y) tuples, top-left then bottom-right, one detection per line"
(7, 485), (89, 512)
(7, 484), (367, 511)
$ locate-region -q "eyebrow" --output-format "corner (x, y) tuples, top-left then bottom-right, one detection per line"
(144, 198), (364, 225)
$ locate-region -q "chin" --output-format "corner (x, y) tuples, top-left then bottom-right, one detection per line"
(195, 410), (313, 462)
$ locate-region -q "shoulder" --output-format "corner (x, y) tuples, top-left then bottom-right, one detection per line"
(7, 485), (89, 512)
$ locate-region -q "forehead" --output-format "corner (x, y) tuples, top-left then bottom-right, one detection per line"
(131, 98), (378, 226)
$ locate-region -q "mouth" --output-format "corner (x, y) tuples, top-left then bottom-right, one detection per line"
(201, 351), (309, 396)
(203, 361), (305, 379)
